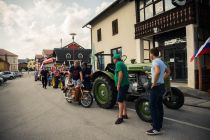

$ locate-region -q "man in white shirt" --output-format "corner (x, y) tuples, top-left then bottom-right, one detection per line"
(146, 48), (170, 135)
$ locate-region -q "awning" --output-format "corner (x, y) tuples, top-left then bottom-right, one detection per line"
(43, 58), (55, 64)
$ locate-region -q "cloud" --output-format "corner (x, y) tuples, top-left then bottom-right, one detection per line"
(0, 0), (92, 59)
(95, 1), (112, 14)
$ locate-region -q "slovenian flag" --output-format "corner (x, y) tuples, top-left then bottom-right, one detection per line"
(190, 37), (210, 62)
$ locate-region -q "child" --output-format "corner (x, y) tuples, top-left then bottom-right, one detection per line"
(48, 72), (52, 86)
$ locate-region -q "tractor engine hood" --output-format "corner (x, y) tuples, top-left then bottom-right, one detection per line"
(126, 63), (151, 73)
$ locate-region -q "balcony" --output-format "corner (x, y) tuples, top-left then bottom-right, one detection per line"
(135, 3), (196, 38)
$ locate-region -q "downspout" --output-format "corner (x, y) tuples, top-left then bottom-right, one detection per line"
(195, 0), (202, 90)
(84, 25), (95, 71)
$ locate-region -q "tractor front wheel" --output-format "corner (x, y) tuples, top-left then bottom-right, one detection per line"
(135, 97), (152, 122)
(93, 76), (117, 109)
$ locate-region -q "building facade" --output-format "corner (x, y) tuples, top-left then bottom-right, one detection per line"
(53, 41), (91, 67)
(0, 58), (10, 72)
(134, 0), (210, 90)
(84, 0), (137, 70)
(27, 59), (35, 70)
(18, 59), (28, 71)
(42, 49), (53, 59)
(0, 49), (18, 71)
(35, 54), (44, 71)
(84, 0), (210, 91)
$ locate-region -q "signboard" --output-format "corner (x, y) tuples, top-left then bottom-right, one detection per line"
(170, 58), (175, 63)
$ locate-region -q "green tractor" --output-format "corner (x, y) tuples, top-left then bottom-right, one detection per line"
(92, 53), (184, 122)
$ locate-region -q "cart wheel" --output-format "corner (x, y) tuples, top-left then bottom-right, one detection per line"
(80, 93), (93, 108)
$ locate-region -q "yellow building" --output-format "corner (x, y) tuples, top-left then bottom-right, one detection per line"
(0, 49), (18, 71)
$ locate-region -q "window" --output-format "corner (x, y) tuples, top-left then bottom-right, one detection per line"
(199, 0), (210, 6)
(112, 19), (118, 35)
(140, 9), (145, 22)
(97, 52), (104, 70)
(97, 28), (102, 42)
(13, 58), (16, 63)
(140, 1), (144, 8)
(145, 4), (153, 19)
(139, 0), (174, 22)
(155, 1), (164, 15)
(146, 0), (152, 5)
(111, 47), (122, 62)
(165, 0), (175, 11)
(143, 40), (151, 62)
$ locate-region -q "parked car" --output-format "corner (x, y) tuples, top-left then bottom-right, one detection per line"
(1, 71), (15, 80)
(17, 72), (23, 77)
(0, 73), (7, 82)
(11, 72), (17, 78)
(13, 71), (23, 77)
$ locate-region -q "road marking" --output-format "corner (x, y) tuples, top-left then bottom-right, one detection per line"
(163, 117), (210, 131)
(127, 108), (210, 132)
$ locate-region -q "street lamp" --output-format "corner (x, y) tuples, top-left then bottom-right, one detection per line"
(70, 33), (77, 42)
(69, 33), (77, 61)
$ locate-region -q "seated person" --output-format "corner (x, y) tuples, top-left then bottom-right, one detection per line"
(69, 61), (83, 100)
(69, 60), (83, 87)
(81, 62), (92, 90)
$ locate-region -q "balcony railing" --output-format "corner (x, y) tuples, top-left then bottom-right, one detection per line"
(135, 3), (196, 38)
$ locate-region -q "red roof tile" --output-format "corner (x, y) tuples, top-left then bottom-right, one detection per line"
(63, 42), (84, 49)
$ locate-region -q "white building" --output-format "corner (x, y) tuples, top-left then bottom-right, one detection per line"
(84, 0), (137, 70)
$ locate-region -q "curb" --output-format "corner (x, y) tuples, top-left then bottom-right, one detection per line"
(184, 103), (210, 109)
(184, 101), (210, 109)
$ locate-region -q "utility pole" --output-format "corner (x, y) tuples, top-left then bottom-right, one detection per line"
(70, 33), (77, 60)
(60, 38), (62, 48)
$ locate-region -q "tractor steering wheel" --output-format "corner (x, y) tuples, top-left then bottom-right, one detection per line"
(121, 55), (127, 62)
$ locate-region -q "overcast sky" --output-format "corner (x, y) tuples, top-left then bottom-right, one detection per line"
(0, 0), (114, 59)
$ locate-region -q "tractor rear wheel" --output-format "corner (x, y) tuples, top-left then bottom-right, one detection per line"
(93, 76), (117, 109)
(163, 87), (184, 109)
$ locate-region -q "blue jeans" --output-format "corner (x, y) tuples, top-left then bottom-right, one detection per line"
(150, 84), (165, 131)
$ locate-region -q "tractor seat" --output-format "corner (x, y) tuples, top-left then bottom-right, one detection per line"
(105, 63), (115, 73)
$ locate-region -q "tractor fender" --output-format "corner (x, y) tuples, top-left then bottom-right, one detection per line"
(135, 93), (150, 102)
(92, 71), (114, 81)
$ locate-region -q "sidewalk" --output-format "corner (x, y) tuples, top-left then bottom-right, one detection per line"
(172, 82), (210, 109)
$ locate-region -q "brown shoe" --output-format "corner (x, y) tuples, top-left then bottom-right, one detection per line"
(122, 115), (128, 119)
(115, 118), (123, 125)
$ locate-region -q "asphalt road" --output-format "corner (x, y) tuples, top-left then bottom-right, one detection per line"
(0, 74), (209, 140)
